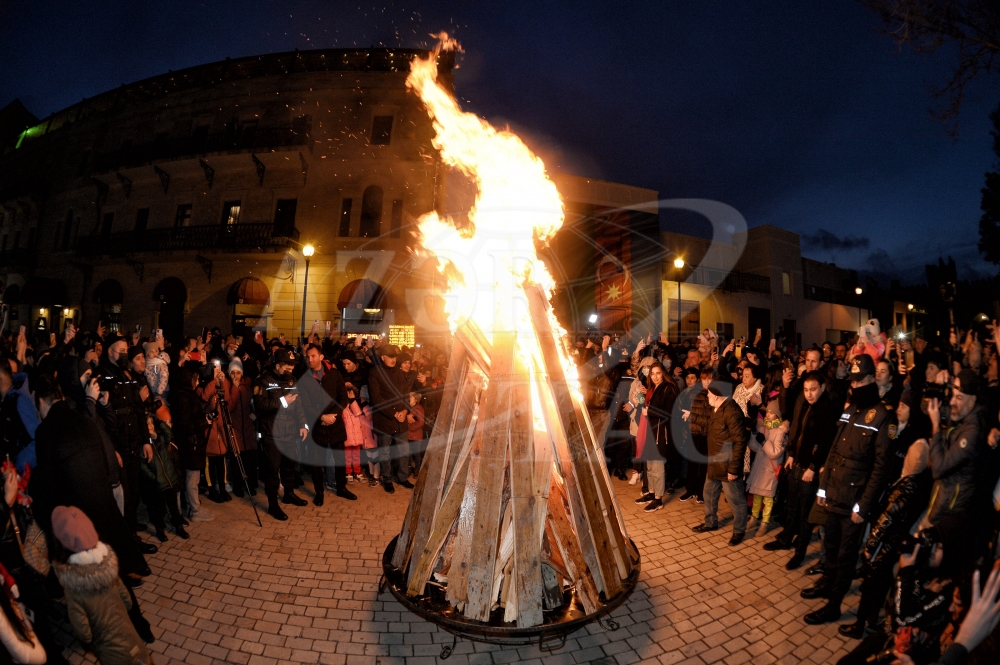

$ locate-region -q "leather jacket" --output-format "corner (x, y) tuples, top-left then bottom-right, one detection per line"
(862, 469), (933, 573)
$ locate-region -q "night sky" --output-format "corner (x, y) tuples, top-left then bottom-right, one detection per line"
(2, 1), (997, 285)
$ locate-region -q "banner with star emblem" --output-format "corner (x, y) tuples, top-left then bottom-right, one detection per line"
(594, 210), (632, 331)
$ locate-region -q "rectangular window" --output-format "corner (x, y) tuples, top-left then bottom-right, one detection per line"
(134, 208), (150, 233)
(101, 213), (114, 238)
(782, 271), (792, 296)
(274, 199), (297, 237)
(174, 204), (193, 228)
(339, 198), (353, 237)
(390, 199), (403, 238)
(370, 115), (393, 145)
(221, 201), (241, 226)
(667, 299), (700, 344)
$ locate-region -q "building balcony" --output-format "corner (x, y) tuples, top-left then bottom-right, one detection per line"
(74, 222), (299, 257)
(90, 126), (308, 172)
(804, 283), (859, 306)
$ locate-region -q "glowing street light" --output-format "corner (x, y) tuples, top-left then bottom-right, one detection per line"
(300, 244), (315, 343)
(673, 257), (685, 269)
(673, 257), (685, 343)
(855, 286), (863, 295)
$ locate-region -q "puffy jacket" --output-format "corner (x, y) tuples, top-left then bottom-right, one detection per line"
(706, 398), (748, 480)
(862, 469), (933, 573)
(926, 404), (984, 525)
(144, 352), (170, 401)
(53, 546), (153, 665)
(343, 401), (376, 449)
(818, 383), (894, 519)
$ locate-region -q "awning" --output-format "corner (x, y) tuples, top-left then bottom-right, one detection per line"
(337, 279), (386, 310)
(20, 277), (68, 306)
(92, 279), (124, 305)
(1, 283), (19, 304)
(228, 276), (270, 306)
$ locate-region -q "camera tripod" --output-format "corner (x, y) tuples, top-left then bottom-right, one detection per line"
(216, 381), (262, 527)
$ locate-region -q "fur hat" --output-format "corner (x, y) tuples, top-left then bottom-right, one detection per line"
(52, 506), (99, 554)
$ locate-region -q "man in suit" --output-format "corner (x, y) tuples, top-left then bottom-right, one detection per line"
(299, 344), (355, 504)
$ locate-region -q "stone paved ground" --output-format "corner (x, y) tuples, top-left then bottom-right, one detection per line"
(53, 478), (862, 665)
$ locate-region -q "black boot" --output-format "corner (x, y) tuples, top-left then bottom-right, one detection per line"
(838, 618), (869, 639)
(267, 495), (288, 521)
(804, 602), (842, 625)
(801, 576), (834, 600)
(282, 490), (307, 506)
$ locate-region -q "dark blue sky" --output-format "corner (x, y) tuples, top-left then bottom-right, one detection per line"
(2, 1), (997, 284)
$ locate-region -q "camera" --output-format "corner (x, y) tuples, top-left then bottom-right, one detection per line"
(923, 382), (951, 403)
(898, 526), (941, 569)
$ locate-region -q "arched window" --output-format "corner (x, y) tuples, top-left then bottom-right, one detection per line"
(359, 186), (383, 238)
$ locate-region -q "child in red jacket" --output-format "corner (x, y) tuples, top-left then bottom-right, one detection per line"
(342, 383), (375, 483)
(406, 392), (426, 476)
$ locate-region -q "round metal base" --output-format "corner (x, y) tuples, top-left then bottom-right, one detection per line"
(380, 536), (640, 656)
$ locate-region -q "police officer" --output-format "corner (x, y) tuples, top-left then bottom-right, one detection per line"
(802, 354), (894, 625)
(253, 348), (309, 520)
(98, 337), (156, 553)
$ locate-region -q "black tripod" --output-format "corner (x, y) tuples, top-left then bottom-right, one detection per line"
(216, 380), (262, 527)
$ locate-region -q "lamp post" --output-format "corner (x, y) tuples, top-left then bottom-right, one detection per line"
(855, 286), (863, 329)
(300, 244), (315, 344)
(673, 257), (685, 343)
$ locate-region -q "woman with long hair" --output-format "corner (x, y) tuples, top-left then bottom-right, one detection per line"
(634, 361), (680, 514)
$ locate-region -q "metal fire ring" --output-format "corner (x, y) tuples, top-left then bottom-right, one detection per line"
(380, 535), (640, 658)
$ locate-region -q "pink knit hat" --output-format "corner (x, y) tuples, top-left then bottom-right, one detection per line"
(51, 506), (99, 554)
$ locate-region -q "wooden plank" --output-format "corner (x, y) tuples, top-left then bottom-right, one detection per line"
(546, 483), (601, 614)
(509, 352), (544, 627)
(524, 283), (624, 597)
(460, 331), (515, 622)
(392, 339), (469, 570)
(405, 452), (471, 595)
(442, 367), (486, 488)
(455, 321), (493, 373)
(532, 354), (606, 596)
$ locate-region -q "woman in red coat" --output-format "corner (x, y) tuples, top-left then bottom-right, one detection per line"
(225, 358), (258, 496)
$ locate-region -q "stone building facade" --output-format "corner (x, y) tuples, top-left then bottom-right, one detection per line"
(0, 47), (664, 347)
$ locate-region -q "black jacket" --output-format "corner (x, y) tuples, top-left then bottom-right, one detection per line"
(297, 364), (349, 447)
(640, 379), (679, 461)
(926, 403), (984, 525)
(706, 398), (748, 480)
(819, 382), (894, 519)
(786, 391), (837, 473)
(862, 469), (933, 574)
(97, 357), (151, 457)
(368, 363), (411, 436)
(171, 385), (208, 471)
(31, 400), (146, 576)
(252, 367), (307, 443)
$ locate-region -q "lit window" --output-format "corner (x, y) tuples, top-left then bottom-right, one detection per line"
(782, 272), (792, 296)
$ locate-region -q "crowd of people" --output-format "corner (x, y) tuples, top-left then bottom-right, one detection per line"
(0, 320), (449, 663)
(578, 321), (1000, 665)
(3, 312), (1000, 664)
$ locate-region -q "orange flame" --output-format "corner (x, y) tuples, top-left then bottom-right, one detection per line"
(408, 33), (571, 371)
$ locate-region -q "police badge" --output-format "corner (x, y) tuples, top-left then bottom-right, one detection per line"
(888, 424), (897, 439)
(865, 408), (877, 424)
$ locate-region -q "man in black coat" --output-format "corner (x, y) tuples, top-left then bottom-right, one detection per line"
(367, 344), (413, 493)
(298, 344), (355, 504)
(253, 349), (309, 520)
(764, 370), (837, 566)
(97, 337), (153, 537)
(31, 376), (149, 579)
(692, 381), (750, 545)
(803, 354), (894, 626)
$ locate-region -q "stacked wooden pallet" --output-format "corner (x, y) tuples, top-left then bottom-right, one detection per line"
(391, 283), (637, 628)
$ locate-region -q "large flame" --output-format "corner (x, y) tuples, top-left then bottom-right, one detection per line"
(408, 33), (574, 382)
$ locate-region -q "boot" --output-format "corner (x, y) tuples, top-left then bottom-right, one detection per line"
(282, 490), (307, 506)
(267, 495), (288, 521)
(804, 602), (842, 625)
(801, 576), (834, 600)
(838, 618), (869, 639)
(173, 524), (190, 540)
(154, 528), (168, 543)
(313, 490), (324, 507)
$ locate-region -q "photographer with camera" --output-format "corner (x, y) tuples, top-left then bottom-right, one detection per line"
(837, 516), (975, 665)
(922, 370), (984, 528)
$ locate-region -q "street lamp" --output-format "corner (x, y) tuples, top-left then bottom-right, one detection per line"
(673, 258), (685, 343)
(854, 286), (863, 328)
(300, 244), (315, 344)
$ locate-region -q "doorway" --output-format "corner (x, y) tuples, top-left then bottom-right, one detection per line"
(153, 277), (187, 343)
(747, 307), (771, 344)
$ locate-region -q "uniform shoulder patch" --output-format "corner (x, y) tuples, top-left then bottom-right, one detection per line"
(960, 438), (968, 449)
(865, 408), (877, 424)
(888, 424), (897, 439)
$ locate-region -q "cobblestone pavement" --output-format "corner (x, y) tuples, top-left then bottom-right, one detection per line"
(55, 477), (861, 665)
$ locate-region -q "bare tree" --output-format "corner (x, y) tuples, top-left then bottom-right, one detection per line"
(860, 0), (999, 134)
